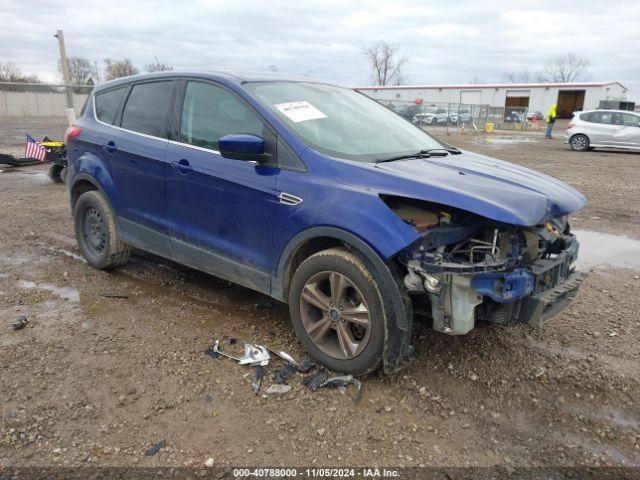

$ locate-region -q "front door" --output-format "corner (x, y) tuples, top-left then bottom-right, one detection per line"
(611, 112), (640, 148)
(165, 80), (278, 293)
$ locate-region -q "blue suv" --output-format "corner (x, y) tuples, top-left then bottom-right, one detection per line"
(66, 71), (587, 375)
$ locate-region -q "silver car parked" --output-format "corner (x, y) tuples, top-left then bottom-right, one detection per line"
(565, 109), (640, 151)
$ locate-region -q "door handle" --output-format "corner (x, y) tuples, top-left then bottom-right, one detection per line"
(171, 159), (193, 174)
(102, 141), (117, 153)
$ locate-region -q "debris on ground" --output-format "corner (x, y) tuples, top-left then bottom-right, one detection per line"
(204, 458), (215, 468)
(252, 365), (266, 394)
(302, 368), (329, 391)
(213, 341), (270, 366)
(265, 384), (292, 395)
(204, 344), (220, 359)
(228, 338), (237, 345)
(273, 363), (297, 384)
(144, 439), (166, 456)
(319, 375), (362, 402)
(208, 339), (363, 400)
(11, 316), (28, 331)
(100, 292), (129, 299)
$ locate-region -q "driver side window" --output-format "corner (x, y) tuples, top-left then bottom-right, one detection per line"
(179, 81), (263, 151)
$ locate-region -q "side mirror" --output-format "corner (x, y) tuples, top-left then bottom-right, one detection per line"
(219, 134), (271, 163)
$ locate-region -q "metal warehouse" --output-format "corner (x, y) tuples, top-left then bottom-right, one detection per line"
(356, 81), (628, 118)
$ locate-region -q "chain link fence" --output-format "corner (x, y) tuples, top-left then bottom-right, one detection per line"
(379, 99), (545, 134)
(0, 82), (93, 117)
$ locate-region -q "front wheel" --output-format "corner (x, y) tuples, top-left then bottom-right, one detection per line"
(569, 134), (590, 151)
(288, 247), (385, 375)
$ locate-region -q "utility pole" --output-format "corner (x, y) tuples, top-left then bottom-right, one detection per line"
(54, 29), (76, 124)
(94, 60), (101, 84)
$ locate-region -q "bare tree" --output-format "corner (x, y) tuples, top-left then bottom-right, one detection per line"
(144, 57), (173, 73)
(362, 41), (408, 86)
(58, 56), (93, 84)
(502, 67), (547, 83)
(468, 76), (485, 85)
(103, 58), (139, 81)
(543, 53), (591, 82)
(0, 62), (40, 83)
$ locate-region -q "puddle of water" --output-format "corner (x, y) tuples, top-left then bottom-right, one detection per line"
(18, 280), (80, 302)
(574, 230), (640, 270)
(473, 136), (540, 148)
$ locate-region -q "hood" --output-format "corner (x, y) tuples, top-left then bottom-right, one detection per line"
(330, 150), (586, 226)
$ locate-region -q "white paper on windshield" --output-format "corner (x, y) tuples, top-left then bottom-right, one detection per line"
(274, 101), (327, 123)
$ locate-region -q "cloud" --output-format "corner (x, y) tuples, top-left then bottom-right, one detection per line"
(0, 0), (638, 97)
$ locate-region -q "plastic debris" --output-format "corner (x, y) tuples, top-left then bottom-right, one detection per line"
(252, 365), (266, 394)
(212, 340), (270, 366)
(273, 363), (297, 384)
(144, 439), (166, 456)
(266, 384), (292, 395)
(204, 344), (220, 359)
(204, 458), (215, 468)
(11, 316), (28, 331)
(302, 368), (329, 391)
(320, 375), (362, 403)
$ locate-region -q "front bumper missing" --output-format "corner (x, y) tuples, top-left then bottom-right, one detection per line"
(408, 238), (587, 334)
(519, 270), (588, 328)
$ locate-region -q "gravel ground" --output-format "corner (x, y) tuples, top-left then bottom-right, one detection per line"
(1, 117), (639, 470)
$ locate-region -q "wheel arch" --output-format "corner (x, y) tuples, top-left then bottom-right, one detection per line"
(274, 226), (413, 374)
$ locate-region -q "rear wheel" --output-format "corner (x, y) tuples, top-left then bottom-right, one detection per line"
(569, 134), (590, 151)
(74, 190), (130, 269)
(288, 247), (385, 375)
(48, 164), (64, 183)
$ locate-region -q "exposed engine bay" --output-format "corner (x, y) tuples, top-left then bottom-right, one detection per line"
(384, 196), (588, 334)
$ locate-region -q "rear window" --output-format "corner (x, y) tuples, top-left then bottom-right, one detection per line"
(95, 86), (127, 124)
(586, 111), (613, 124)
(121, 81), (174, 137)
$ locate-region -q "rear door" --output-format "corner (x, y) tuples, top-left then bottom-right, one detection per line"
(104, 80), (175, 245)
(611, 112), (640, 148)
(584, 111), (615, 145)
(165, 80), (278, 292)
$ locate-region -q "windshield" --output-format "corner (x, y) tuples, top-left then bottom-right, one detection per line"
(245, 82), (443, 162)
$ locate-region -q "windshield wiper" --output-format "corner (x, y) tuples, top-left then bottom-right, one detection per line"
(375, 147), (461, 164)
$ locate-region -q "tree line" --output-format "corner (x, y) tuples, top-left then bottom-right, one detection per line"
(0, 57), (173, 84)
(1, 44), (592, 86)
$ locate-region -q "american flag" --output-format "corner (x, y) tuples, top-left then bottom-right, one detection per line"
(25, 134), (47, 162)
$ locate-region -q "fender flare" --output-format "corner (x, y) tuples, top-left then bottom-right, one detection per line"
(274, 226), (413, 374)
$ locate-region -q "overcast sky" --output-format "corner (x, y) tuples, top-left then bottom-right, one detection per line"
(1, 0), (639, 98)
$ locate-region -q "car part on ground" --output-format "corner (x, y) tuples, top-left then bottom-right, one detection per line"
(212, 341), (270, 366)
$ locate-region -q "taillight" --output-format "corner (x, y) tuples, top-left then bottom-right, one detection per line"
(567, 122), (574, 129)
(64, 125), (82, 143)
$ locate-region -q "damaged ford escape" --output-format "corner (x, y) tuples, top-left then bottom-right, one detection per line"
(66, 71), (587, 375)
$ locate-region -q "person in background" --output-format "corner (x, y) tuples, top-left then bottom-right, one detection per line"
(545, 104), (557, 138)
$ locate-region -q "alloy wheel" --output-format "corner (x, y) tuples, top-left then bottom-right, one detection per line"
(571, 135), (587, 151)
(299, 271), (371, 360)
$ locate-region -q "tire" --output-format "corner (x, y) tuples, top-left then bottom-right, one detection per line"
(73, 190), (131, 269)
(569, 134), (590, 151)
(48, 164), (64, 183)
(288, 247), (385, 375)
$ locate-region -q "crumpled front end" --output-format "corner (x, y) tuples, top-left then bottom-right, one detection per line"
(392, 199), (587, 334)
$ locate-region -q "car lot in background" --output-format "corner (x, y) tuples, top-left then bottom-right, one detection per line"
(565, 109), (640, 151)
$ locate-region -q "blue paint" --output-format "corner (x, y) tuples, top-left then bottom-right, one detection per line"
(471, 269), (535, 303)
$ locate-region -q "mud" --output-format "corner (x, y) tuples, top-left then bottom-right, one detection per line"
(0, 119), (639, 468)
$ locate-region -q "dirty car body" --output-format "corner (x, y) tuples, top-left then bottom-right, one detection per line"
(65, 71), (587, 375)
